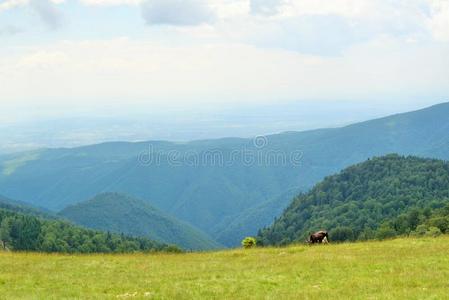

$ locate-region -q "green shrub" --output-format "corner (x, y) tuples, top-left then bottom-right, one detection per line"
(427, 217), (449, 233)
(411, 224), (428, 237)
(376, 223), (397, 240)
(426, 227), (442, 237)
(241, 237), (257, 249)
(165, 245), (183, 253)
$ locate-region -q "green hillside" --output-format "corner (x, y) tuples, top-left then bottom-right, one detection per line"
(59, 193), (221, 250)
(0, 194), (55, 219)
(258, 155), (449, 245)
(0, 208), (177, 253)
(211, 188), (299, 246)
(1, 102), (449, 246)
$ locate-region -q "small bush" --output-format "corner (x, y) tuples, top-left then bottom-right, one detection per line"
(411, 224), (428, 237)
(165, 245), (183, 253)
(426, 226), (442, 237)
(427, 217), (449, 233)
(376, 223), (397, 240)
(241, 237), (257, 249)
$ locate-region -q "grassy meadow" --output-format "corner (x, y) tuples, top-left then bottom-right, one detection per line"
(1, 237), (449, 299)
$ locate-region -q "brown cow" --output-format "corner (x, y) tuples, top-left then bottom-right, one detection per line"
(308, 231), (329, 244)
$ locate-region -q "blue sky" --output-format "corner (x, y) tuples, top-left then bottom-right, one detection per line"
(1, 0), (449, 121)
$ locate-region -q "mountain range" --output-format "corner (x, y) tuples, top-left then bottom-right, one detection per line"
(1, 102), (448, 247)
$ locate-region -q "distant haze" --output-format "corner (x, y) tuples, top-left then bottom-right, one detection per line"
(0, 99), (445, 153)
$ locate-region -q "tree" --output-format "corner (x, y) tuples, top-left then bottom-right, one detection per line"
(376, 223), (396, 240)
(407, 209), (421, 231)
(330, 227), (355, 242)
(358, 227), (375, 241)
(0, 218), (12, 250)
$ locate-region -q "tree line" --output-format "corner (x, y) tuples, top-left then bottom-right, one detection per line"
(0, 208), (181, 253)
(330, 203), (449, 241)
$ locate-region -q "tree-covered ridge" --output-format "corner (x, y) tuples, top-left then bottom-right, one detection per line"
(59, 193), (221, 250)
(258, 154), (449, 245)
(0, 208), (181, 253)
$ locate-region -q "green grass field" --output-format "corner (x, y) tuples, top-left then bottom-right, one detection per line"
(1, 237), (449, 299)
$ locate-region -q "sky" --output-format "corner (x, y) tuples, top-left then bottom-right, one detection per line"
(1, 0), (449, 150)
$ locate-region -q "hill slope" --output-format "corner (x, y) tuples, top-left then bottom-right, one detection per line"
(0, 194), (55, 219)
(0, 207), (175, 253)
(211, 188), (300, 246)
(1, 237), (449, 299)
(1, 102), (449, 246)
(258, 155), (449, 245)
(59, 193), (221, 250)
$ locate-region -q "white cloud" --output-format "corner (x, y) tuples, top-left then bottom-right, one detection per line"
(17, 50), (69, 68)
(79, 0), (140, 5)
(244, 0), (433, 53)
(3, 0), (447, 47)
(0, 0), (64, 31)
(0, 25), (22, 35)
(102, 0), (440, 54)
(1, 36), (448, 108)
(0, 0), (63, 11)
(250, 0), (284, 15)
(29, 0), (64, 30)
(0, 0), (448, 109)
(0, 0), (29, 12)
(141, 0), (215, 26)
(215, 14), (364, 56)
(428, 0), (449, 42)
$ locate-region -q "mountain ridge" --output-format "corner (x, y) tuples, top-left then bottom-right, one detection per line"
(1, 102), (449, 246)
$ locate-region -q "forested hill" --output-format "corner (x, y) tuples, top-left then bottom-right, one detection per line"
(0, 207), (180, 253)
(59, 193), (221, 250)
(257, 155), (449, 245)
